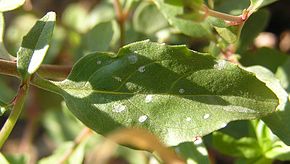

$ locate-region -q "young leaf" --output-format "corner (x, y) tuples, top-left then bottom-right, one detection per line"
(35, 41), (279, 146)
(133, 2), (168, 34)
(0, 0), (25, 12)
(237, 9), (270, 53)
(17, 12), (56, 80)
(154, 0), (212, 38)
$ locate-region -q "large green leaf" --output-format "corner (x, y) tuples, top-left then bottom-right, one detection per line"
(17, 12), (56, 80)
(34, 41), (279, 146)
(0, 0), (25, 12)
(244, 66), (289, 145)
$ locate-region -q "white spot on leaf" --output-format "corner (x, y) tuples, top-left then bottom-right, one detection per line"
(97, 60), (102, 65)
(186, 117), (191, 122)
(128, 55), (138, 64)
(138, 66), (145, 72)
(203, 114), (210, 119)
(112, 104), (126, 113)
(194, 136), (203, 145)
(138, 115), (148, 123)
(179, 88), (185, 94)
(113, 76), (122, 82)
(145, 95), (153, 103)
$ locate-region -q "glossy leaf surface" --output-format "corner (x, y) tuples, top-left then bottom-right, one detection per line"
(17, 12), (56, 80)
(37, 41), (279, 146)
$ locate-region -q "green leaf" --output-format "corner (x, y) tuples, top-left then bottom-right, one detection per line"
(0, 0), (25, 12)
(244, 66), (289, 145)
(263, 101), (290, 145)
(240, 48), (288, 73)
(82, 21), (114, 53)
(214, 26), (239, 44)
(245, 66), (288, 111)
(133, 2), (168, 34)
(238, 9), (270, 53)
(276, 58), (290, 93)
(154, 0), (212, 38)
(17, 12), (56, 80)
(249, 0), (279, 12)
(174, 142), (210, 164)
(36, 41), (279, 146)
(212, 132), (262, 158)
(41, 102), (85, 144)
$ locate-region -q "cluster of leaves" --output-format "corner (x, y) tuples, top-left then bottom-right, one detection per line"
(0, 0), (290, 163)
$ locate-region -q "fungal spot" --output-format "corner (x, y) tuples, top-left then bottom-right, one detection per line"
(128, 55), (138, 64)
(113, 76), (122, 82)
(186, 117), (191, 122)
(203, 114), (210, 119)
(138, 66), (145, 73)
(112, 104), (126, 113)
(179, 88), (185, 94)
(97, 60), (102, 65)
(145, 95), (153, 103)
(193, 136), (202, 145)
(138, 115), (148, 123)
(214, 60), (226, 70)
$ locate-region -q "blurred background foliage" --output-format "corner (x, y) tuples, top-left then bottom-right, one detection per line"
(0, 0), (290, 163)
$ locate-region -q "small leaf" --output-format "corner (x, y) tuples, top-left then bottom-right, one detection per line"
(237, 9), (270, 53)
(0, 0), (25, 12)
(17, 12), (56, 80)
(36, 41), (279, 146)
(214, 26), (239, 44)
(82, 21), (114, 52)
(133, 2), (168, 34)
(154, 0), (212, 38)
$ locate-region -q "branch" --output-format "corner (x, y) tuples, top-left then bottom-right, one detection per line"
(203, 5), (249, 25)
(0, 59), (71, 80)
(0, 82), (29, 148)
(113, 0), (127, 47)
